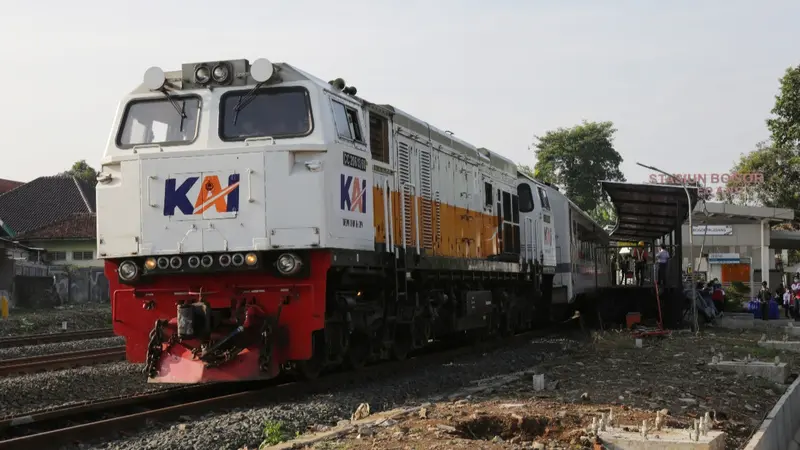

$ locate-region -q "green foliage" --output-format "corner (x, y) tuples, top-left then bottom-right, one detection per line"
(532, 120), (625, 212)
(730, 281), (749, 294)
(260, 420), (289, 447)
(767, 65), (800, 150)
(62, 160), (98, 187)
(589, 202), (616, 228)
(724, 140), (800, 209)
(724, 64), (800, 211)
(517, 164), (535, 179)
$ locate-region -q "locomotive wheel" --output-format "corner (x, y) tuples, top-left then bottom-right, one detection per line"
(344, 333), (370, 370)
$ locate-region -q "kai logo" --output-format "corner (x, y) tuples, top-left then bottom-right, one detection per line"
(340, 174), (367, 214)
(163, 174), (240, 216)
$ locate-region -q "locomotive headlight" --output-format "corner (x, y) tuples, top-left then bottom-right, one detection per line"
(245, 253), (258, 266)
(276, 253), (302, 275)
(231, 253), (244, 267)
(157, 257), (169, 270)
(201, 255), (214, 268)
(194, 65), (211, 84)
(144, 258), (157, 271)
(119, 260), (139, 281)
(211, 63), (230, 83)
(219, 254), (231, 267)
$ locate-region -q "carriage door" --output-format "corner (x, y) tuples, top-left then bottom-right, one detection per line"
(368, 110), (393, 253)
(481, 175), (495, 257)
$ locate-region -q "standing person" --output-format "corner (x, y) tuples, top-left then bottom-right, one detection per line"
(783, 287), (792, 319)
(633, 242), (648, 286)
(759, 281), (770, 321)
(655, 245), (670, 287)
(792, 277), (800, 320)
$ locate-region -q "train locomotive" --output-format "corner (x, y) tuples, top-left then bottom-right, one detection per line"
(96, 57), (608, 384)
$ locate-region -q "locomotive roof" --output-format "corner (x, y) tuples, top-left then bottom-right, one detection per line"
(130, 61), (519, 177)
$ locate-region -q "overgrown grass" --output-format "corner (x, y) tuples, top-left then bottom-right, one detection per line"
(259, 420), (290, 448)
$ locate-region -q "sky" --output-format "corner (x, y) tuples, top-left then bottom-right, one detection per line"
(1, 0), (798, 186)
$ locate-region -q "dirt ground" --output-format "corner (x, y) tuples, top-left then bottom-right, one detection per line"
(0, 304), (111, 336)
(288, 326), (799, 450)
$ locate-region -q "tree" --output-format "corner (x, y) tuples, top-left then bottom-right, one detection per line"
(589, 202), (617, 228)
(532, 120), (626, 212)
(517, 164), (535, 179)
(723, 64), (800, 211)
(721, 64), (800, 264)
(766, 65), (800, 151)
(63, 160), (98, 186)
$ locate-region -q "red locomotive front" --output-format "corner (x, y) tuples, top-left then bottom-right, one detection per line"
(107, 251), (329, 383)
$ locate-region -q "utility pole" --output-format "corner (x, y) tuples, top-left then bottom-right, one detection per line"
(636, 162), (698, 332)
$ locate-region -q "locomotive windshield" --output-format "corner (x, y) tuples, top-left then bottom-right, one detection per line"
(219, 87), (313, 140)
(117, 96), (201, 148)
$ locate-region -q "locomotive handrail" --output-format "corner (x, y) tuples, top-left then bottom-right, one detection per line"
(384, 179), (392, 253)
(246, 168), (254, 203)
(147, 175), (157, 207)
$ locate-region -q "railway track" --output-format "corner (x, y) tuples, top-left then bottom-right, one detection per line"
(0, 329), (115, 349)
(0, 347), (126, 377)
(0, 325), (576, 450)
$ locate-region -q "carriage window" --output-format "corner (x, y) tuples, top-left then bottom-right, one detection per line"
(517, 183), (534, 212)
(502, 191), (512, 222)
(484, 182), (493, 208)
(332, 100), (363, 143)
(512, 194), (519, 223)
(369, 113), (389, 163)
(537, 187), (551, 210)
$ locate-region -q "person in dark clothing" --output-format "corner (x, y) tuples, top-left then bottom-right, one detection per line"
(759, 281), (770, 321)
(632, 242), (648, 286)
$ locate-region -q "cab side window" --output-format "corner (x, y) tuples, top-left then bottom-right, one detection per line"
(517, 183), (534, 213)
(331, 100), (363, 143)
(369, 113), (389, 163)
(537, 187), (551, 210)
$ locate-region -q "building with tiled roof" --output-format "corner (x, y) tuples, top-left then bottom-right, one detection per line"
(0, 175), (94, 237)
(0, 178), (23, 195)
(0, 176), (98, 267)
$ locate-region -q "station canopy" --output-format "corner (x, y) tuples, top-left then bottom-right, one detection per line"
(601, 181), (699, 242)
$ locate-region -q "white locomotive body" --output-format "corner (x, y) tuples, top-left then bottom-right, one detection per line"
(97, 58), (607, 384)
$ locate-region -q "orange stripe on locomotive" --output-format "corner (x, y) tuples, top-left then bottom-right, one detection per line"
(371, 186), (500, 258)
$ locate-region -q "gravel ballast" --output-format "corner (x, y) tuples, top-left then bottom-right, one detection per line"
(0, 336), (125, 360)
(0, 304), (112, 337)
(0, 361), (172, 418)
(82, 335), (577, 450)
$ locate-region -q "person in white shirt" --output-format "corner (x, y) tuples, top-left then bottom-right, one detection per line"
(792, 277), (800, 320)
(783, 288), (792, 318)
(655, 245), (670, 287)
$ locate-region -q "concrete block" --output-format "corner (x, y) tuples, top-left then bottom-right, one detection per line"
(716, 317), (755, 329)
(743, 374), (800, 450)
(708, 360), (789, 384)
(785, 326), (800, 337)
(599, 428), (725, 449)
(758, 340), (800, 353)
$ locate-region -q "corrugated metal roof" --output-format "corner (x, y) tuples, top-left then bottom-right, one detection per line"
(601, 181), (698, 241)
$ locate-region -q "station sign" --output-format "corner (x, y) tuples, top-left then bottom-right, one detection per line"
(692, 225), (733, 236)
(708, 252), (740, 264)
